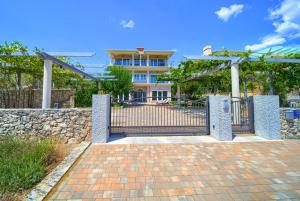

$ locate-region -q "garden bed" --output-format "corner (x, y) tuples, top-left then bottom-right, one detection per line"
(0, 137), (76, 201)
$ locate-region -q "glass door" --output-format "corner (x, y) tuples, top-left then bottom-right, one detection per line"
(158, 91), (162, 100)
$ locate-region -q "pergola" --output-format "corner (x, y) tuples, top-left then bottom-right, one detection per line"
(0, 52), (114, 108)
(184, 46), (300, 101)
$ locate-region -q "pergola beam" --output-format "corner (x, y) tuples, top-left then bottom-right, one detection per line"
(36, 52), (96, 80)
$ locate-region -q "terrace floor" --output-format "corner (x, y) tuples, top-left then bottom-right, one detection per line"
(48, 140), (300, 201)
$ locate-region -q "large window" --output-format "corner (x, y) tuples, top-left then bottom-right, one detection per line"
(150, 74), (168, 84)
(114, 59), (131, 66)
(152, 90), (168, 101)
(150, 75), (158, 83)
(133, 74), (147, 83)
(152, 91), (157, 101)
(134, 59), (146, 66)
(150, 59), (166, 66)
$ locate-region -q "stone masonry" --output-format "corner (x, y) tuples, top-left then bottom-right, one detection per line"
(280, 109), (300, 139)
(0, 109), (91, 143)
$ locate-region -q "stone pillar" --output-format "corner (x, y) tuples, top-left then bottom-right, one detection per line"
(42, 60), (53, 109)
(209, 96), (232, 141)
(253, 95), (281, 140)
(92, 94), (111, 143)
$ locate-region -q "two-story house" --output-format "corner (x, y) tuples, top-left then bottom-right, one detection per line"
(107, 48), (174, 103)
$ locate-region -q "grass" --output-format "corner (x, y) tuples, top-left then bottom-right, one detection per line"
(0, 137), (54, 198)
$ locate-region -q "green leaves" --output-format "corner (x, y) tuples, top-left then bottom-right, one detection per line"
(161, 50), (300, 104)
(101, 66), (133, 98)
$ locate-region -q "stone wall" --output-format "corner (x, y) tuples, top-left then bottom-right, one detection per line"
(0, 109), (91, 143)
(280, 109), (300, 139)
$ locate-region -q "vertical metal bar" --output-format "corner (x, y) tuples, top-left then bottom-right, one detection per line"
(248, 96), (255, 133)
(206, 96), (210, 134)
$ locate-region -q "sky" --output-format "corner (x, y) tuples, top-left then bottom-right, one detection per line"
(1, 0), (300, 74)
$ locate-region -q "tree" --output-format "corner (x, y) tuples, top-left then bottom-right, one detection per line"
(159, 49), (300, 105)
(101, 66), (132, 98)
(0, 41), (95, 107)
(0, 41), (81, 90)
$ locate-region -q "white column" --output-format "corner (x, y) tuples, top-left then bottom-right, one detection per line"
(132, 70), (134, 82)
(42, 60), (53, 109)
(139, 54), (142, 66)
(146, 55), (150, 66)
(131, 53), (134, 66)
(146, 70), (150, 84)
(231, 62), (241, 124)
(231, 63), (240, 100)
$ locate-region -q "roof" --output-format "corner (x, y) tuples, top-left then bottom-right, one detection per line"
(251, 46), (300, 57)
(107, 49), (175, 57)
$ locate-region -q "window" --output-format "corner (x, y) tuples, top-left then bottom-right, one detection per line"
(150, 59), (166, 66)
(123, 59), (131, 66)
(114, 59), (131, 66)
(134, 59), (140, 66)
(115, 59), (122, 65)
(150, 75), (158, 83)
(152, 91), (157, 101)
(152, 90), (168, 101)
(133, 74), (147, 83)
(163, 91), (168, 100)
(141, 60), (146, 66)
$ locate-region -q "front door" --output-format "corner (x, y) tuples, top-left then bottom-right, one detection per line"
(133, 89), (146, 102)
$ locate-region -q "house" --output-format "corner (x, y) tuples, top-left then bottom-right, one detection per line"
(107, 48), (174, 102)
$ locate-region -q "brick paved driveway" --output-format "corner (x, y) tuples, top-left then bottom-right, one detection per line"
(48, 141), (300, 201)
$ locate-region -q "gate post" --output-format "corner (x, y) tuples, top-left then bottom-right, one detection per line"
(252, 95), (280, 140)
(248, 97), (255, 133)
(92, 94), (111, 143)
(209, 96), (233, 141)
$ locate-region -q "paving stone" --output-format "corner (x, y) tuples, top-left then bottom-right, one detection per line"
(46, 141), (300, 200)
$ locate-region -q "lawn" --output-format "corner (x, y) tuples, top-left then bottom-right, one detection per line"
(0, 137), (65, 200)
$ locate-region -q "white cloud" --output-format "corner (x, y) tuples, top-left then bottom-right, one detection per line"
(215, 4), (244, 22)
(245, 35), (286, 51)
(270, 0), (300, 36)
(121, 20), (135, 29)
(245, 0), (300, 51)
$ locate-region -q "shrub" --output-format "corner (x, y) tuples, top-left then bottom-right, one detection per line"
(0, 137), (54, 196)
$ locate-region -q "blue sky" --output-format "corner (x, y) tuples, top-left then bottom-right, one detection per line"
(1, 0), (300, 73)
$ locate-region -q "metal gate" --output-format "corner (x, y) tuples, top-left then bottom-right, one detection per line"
(231, 97), (254, 134)
(110, 97), (209, 136)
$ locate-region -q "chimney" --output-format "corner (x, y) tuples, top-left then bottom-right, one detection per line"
(137, 47), (144, 54)
(203, 45), (212, 56)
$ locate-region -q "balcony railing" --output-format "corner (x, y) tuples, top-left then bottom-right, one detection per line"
(132, 74), (170, 84)
(150, 75), (169, 84)
(114, 59), (169, 67)
(133, 79), (147, 83)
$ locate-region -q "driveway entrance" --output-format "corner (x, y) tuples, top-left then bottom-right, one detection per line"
(48, 141), (300, 200)
(110, 97), (209, 136)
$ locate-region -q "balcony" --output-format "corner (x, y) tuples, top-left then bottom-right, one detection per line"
(133, 74), (147, 83)
(132, 74), (171, 84)
(149, 59), (167, 67)
(113, 59), (168, 67)
(114, 59), (131, 66)
(150, 75), (169, 84)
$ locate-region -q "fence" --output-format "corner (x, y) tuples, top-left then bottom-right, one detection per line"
(231, 97), (254, 134)
(0, 89), (75, 108)
(110, 97), (209, 136)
